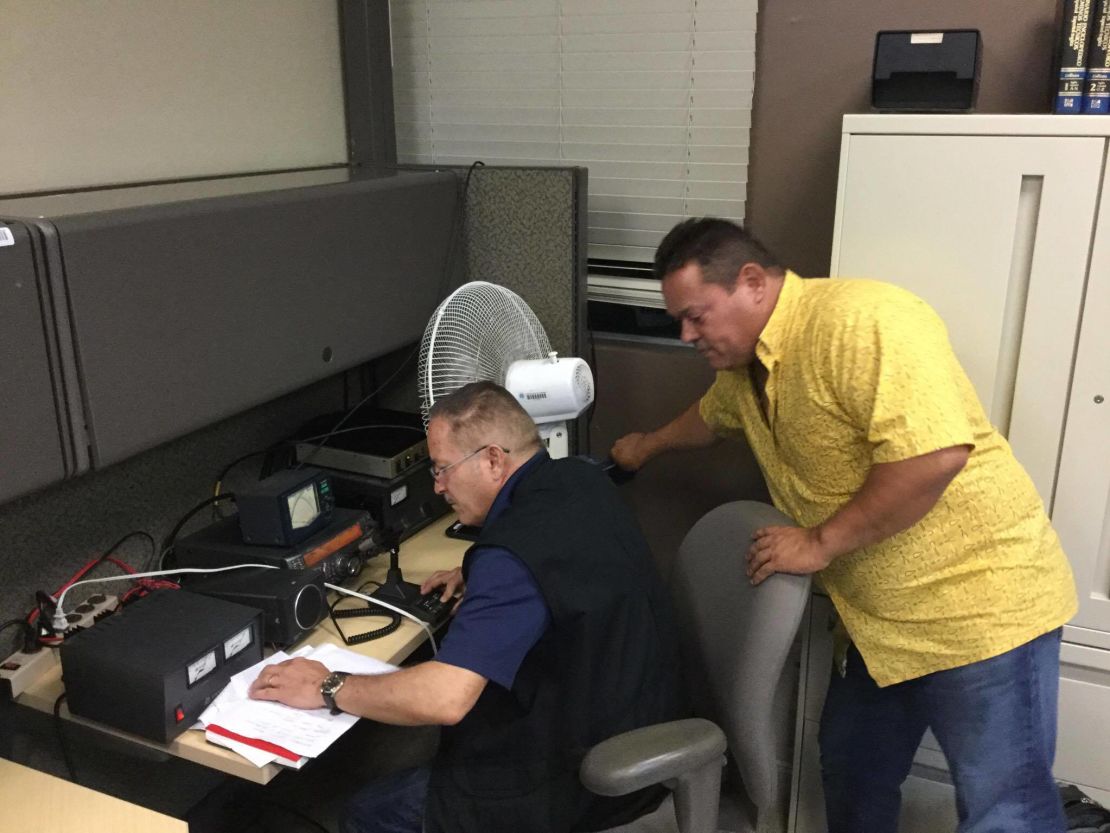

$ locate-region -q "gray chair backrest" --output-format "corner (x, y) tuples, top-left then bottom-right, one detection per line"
(671, 500), (811, 813)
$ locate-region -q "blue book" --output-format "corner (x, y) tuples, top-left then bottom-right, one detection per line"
(1056, 0), (1098, 113)
(1084, 0), (1110, 113)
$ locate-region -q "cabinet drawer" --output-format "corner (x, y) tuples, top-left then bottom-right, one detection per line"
(1055, 642), (1110, 792)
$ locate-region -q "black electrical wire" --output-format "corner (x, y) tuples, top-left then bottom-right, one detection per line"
(94, 530), (157, 574)
(296, 424), (426, 445)
(583, 329), (600, 458)
(52, 692), (78, 782)
(328, 592), (402, 646)
(0, 618), (31, 638)
(293, 159), (486, 471)
(293, 355), (419, 471)
(211, 446), (286, 520)
(0, 618), (36, 654)
(260, 801), (332, 833)
(438, 159), (485, 298)
(35, 591), (59, 640)
(215, 449), (270, 489)
(160, 493), (237, 569)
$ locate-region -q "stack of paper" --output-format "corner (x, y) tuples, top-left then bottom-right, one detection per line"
(195, 642), (398, 768)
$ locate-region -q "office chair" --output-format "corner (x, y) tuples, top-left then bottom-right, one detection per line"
(581, 501), (813, 833)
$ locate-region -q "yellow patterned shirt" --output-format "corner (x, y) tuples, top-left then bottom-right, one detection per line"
(700, 271), (1077, 686)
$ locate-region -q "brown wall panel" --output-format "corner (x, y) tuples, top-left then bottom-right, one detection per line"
(589, 337), (769, 579)
(747, 0), (1060, 277)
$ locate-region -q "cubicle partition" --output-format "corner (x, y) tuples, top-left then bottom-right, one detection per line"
(0, 168), (458, 491)
(0, 163), (586, 663)
(377, 165), (589, 447)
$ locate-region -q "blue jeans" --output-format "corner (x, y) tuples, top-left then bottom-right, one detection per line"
(341, 766), (428, 833)
(819, 628), (1065, 833)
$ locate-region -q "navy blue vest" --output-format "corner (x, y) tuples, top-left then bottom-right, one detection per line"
(426, 456), (686, 833)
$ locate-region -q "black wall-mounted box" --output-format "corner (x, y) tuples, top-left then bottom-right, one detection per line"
(872, 30), (981, 111)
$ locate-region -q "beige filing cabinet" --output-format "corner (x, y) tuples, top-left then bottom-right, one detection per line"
(789, 114), (1110, 833)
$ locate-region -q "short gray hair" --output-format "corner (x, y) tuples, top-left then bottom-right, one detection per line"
(428, 382), (542, 454)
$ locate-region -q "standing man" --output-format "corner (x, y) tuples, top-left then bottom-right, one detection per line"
(253, 382), (684, 833)
(611, 218), (1077, 833)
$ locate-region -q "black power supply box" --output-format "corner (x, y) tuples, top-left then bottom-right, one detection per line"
(60, 590), (263, 742)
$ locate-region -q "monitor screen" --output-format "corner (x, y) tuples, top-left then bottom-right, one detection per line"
(287, 482), (320, 530)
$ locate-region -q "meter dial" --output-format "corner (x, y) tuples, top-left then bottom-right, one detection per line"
(186, 650), (218, 686)
(224, 626), (253, 659)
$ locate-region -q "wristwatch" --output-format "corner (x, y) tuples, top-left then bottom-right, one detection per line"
(320, 671), (350, 715)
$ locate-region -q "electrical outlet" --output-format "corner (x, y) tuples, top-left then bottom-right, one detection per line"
(1, 648), (59, 699)
(60, 593), (119, 634)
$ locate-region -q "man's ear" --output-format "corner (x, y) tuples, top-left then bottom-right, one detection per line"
(736, 262), (770, 302)
(487, 444), (510, 479)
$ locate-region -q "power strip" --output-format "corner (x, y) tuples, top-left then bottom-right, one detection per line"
(59, 592), (119, 635)
(1, 648), (59, 699)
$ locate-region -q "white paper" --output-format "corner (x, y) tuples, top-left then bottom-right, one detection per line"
(196, 644), (398, 765)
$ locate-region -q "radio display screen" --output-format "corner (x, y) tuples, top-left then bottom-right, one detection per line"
(287, 483), (320, 530)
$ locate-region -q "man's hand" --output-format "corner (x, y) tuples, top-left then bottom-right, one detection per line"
(611, 401), (719, 471)
(746, 525), (832, 586)
(611, 432), (652, 471)
(421, 567), (465, 612)
(248, 657), (330, 709)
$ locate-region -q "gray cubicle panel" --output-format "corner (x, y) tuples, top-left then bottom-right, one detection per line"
(407, 165), (588, 362)
(402, 165), (588, 451)
(0, 170), (458, 469)
(0, 222), (73, 502)
(461, 167), (587, 362)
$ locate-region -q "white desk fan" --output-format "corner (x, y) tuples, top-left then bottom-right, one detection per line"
(417, 281), (594, 458)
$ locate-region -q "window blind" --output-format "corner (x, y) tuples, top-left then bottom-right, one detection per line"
(390, 0), (757, 264)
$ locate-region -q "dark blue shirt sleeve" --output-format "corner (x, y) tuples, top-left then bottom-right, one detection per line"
(435, 546), (550, 690)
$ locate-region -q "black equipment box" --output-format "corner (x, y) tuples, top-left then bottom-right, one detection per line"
(872, 30), (981, 111)
(175, 507), (374, 582)
(184, 568), (326, 647)
(60, 590), (263, 743)
(295, 407), (429, 480)
(323, 461), (448, 546)
(236, 467), (335, 546)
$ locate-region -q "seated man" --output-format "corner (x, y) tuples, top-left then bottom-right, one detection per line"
(251, 381), (686, 833)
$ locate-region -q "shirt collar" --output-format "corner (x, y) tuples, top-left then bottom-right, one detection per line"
(756, 269), (804, 368)
(484, 449), (548, 527)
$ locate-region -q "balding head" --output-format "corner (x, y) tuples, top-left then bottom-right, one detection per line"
(426, 382), (543, 526)
(428, 382), (543, 456)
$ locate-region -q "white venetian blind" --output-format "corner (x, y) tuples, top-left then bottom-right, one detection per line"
(390, 0), (757, 264)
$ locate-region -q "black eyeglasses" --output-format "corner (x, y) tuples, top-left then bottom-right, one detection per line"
(430, 444), (511, 481)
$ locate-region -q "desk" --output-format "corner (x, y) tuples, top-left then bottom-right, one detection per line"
(1, 757), (188, 832)
(15, 514), (468, 784)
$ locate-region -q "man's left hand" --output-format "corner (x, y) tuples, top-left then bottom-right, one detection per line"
(746, 525), (832, 585)
(248, 657), (330, 709)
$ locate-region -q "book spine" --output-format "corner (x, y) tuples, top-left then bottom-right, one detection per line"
(1084, 0), (1110, 112)
(1057, 0), (1098, 113)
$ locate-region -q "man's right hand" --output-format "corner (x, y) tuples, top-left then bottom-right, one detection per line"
(610, 401), (718, 472)
(421, 567), (465, 612)
(611, 432), (653, 471)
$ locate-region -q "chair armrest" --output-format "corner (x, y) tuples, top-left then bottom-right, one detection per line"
(580, 717), (726, 797)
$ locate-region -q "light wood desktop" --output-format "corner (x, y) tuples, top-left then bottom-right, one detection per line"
(1, 757), (188, 832)
(15, 514), (468, 784)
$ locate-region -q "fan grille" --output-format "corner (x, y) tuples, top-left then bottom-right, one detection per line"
(418, 281), (552, 425)
(574, 362), (594, 404)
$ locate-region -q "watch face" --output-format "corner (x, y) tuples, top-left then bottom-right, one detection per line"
(322, 672), (343, 694)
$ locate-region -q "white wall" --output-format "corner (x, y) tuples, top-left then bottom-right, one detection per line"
(0, 0), (347, 195)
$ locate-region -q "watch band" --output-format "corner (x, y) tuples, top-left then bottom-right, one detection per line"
(320, 671), (350, 715)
